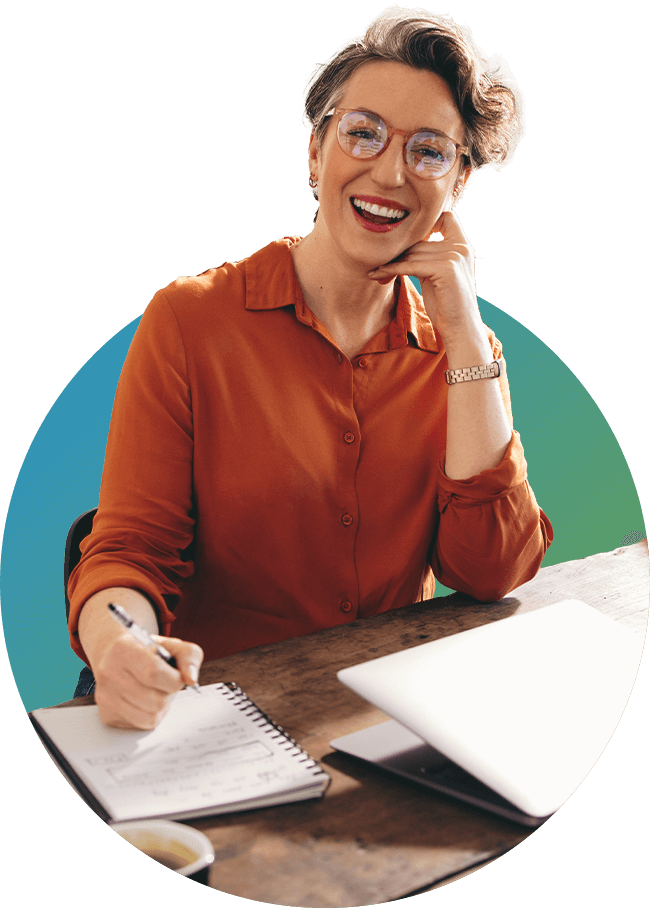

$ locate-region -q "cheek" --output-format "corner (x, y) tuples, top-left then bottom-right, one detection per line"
(318, 155), (362, 209)
(411, 184), (457, 241)
(319, 124), (382, 191)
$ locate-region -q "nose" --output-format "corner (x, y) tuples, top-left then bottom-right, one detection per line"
(369, 135), (407, 188)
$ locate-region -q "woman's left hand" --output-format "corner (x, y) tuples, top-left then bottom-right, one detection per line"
(368, 210), (482, 348)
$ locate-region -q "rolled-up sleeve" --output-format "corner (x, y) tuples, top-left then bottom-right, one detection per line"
(430, 431), (553, 602)
(67, 291), (195, 663)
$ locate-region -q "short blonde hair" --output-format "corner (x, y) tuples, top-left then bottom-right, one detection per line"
(305, 8), (521, 170)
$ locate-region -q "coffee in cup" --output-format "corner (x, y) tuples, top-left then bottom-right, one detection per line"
(111, 819), (215, 885)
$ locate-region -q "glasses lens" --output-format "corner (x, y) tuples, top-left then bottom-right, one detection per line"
(338, 111), (387, 158)
(406, 132), (456, 179)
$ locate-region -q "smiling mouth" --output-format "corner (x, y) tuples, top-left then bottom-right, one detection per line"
(351, 197), (409, 226)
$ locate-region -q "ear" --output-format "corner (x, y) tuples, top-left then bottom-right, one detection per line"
(459, 164), (470, 187)
(450, 165), (471, 208)
(308, 132), (320, 181)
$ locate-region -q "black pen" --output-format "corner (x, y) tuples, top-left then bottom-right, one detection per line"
(108, 602), (200, 693)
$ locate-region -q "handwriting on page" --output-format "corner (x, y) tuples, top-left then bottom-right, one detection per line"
(100, 740), (273, 786)
(74, 686), (308, 816)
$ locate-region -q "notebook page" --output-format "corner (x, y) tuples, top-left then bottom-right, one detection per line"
(33, 682), (323, 821)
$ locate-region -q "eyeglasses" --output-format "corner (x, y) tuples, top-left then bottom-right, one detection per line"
(324, 108), (469, 180)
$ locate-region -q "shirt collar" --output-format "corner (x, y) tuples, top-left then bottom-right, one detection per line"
(245, 237), (304, 312)
(244, 237), (440, 354)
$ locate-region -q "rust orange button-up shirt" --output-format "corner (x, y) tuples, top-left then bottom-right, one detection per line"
(68, 237), (552, 664)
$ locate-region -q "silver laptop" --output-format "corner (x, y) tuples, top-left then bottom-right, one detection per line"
(332, 600), (643, 825)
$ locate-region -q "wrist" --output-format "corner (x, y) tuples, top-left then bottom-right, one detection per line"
(78, 588), (159, 668)
(443, 332), (494, 369)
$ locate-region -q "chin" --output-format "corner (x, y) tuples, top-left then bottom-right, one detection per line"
(354, 228), (414, 265)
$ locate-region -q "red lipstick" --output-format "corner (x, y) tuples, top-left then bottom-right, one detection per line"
(353, 195), (409, 211)
(350, 196), (410, 233)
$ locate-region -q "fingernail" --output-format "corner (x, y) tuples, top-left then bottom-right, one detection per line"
(187, 664), (199, 683)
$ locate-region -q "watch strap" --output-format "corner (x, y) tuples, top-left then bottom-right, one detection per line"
(445, 357), (505, 385)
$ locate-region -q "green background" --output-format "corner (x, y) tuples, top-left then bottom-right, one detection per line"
(1, 297), (645, 712)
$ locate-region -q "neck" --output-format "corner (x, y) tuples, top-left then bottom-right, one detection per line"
(291, 229), (399, 360)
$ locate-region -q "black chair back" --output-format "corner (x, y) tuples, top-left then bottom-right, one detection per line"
(64, 508), (98, 621)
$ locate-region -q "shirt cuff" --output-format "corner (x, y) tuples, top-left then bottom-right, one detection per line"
(437, 431), (527, 509)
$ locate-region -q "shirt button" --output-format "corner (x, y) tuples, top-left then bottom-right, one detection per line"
(337, 352), (344, 364)
(344, 432), (355, 444)
(358, 358), (368, 368)
(341, 514), (354, 526)
(340, 600), (353, 613)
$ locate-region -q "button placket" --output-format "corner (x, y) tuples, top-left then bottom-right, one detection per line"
(330, 344), (360, 624)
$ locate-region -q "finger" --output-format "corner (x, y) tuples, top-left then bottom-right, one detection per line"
(99, 634), (182, 698)
(431, 209), (469, 243)
(156, 636), (204, 689)
(368, 257), (453, 279)
(92, 634), (190, 728)
(123, 636), (185, 694)
(94, 658), (177, 729)
(367, 251), (417, 276)
(95, 681), (175, 730)
(369, 239), (465, 271)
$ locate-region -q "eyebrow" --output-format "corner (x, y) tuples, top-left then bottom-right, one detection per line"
(347, 107), (458, 143)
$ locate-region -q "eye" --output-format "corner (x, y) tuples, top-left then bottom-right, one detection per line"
(407, 132), (454, 175)
(339, 111), (387, 156)
(412, 145), (445, 161)
(347, 126), (381, 142)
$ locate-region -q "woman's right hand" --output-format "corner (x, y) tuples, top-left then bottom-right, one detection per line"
(92, 632), (204, 729)
(77, 587), (204, 729)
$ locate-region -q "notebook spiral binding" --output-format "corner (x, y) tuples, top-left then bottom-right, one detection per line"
(221, 682), (329, 779)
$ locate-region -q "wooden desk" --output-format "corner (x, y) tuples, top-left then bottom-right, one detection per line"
(68, 542), (649, 906)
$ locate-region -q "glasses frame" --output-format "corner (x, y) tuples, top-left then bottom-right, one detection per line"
(324, 107), (470, 180)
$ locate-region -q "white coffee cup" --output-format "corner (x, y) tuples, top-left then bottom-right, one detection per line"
(112, 819), (215, 884)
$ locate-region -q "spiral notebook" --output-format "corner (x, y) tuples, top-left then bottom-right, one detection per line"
(30, 681), (330, 824)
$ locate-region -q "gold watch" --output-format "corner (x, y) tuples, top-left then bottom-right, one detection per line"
(444, 357), (505, 385)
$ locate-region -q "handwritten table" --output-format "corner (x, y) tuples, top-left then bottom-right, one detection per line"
(66, 542), (649, 906)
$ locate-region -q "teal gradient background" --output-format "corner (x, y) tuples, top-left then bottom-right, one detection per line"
(1, 298), (645, 713)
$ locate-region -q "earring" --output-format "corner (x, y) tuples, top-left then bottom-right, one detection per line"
(309, 174), (318, 200)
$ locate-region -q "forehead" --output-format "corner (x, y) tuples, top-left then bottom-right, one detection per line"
(338, 60), (465, 140)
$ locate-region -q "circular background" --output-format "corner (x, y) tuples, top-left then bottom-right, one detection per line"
(1, 295), (644, 713)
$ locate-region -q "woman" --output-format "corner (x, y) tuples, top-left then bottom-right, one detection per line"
(68, 10), (552, 729)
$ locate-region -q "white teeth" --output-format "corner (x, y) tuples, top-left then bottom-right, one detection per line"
(352, 198), (407, 220)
